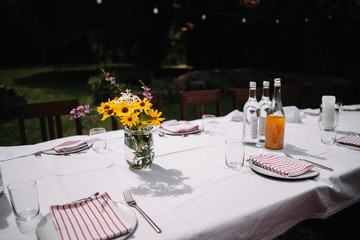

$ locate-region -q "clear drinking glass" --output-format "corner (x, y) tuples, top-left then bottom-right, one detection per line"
(7, 179), (40, 220)
(202, 114), (216, 134)
(225, 139), (246, 170)
(318, 104), (340, 144)
(90, 127), (107, 153)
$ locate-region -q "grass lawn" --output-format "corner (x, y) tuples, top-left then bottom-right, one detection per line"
(0, 65), (234, 146)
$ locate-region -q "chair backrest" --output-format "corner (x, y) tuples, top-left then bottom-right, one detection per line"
(231, 88), (262, 110)
(111, 91), (163, 130)
(180, 89), (222, 120)
(310, 84), (335, 108)
(281, 85), (304, 108)
(17, 99), (82, 145)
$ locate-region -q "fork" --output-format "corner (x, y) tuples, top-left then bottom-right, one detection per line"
(123, 190), (162, 233)
(283, 151), (333, 171)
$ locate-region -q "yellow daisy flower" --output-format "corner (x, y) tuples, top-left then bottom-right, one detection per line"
(148, 109), (165, 126)
(97, 99), (115, 121)
(121, 112), (139, 128)
(133, 98), (152, 113)
(114, 101), (133, 117)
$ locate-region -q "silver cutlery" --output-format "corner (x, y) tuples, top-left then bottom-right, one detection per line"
(73, 192), (100, 203)
(123, 190), (161, 233)
(283, 152), (333, 171)
(1, 150), (48, 162)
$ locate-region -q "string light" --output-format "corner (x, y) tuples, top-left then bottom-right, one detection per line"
(96, 0), (102, 4)
(152, 5), (337, 24)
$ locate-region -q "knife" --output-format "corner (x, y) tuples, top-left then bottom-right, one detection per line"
(298, 158), (334, 171)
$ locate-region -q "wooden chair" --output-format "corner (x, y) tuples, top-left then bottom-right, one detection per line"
(310, 84), (335, 108)
(17, 99), (82, 145)
(111, 91), (163, 130)
(231, 88), (262, 110)
(180, 89), (222, 120)
(281, 85), (304, 108)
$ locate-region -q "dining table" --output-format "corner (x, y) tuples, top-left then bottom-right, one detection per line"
(1, 107), (360, 240)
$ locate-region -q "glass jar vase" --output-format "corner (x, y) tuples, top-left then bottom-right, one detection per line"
(124, 127), (154, 170)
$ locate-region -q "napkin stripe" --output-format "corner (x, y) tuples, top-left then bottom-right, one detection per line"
(88, 199), (116, 238)
(99, 194), (125, 235)
(74, 204), (95, 240)
(69, 205), (88, 240)
(51, 206), (66, 240)
(80, 202), (104, 239)
(62, 205), (80, 240)
(103, 192), (129, 234)
(58, 205), (73, 240)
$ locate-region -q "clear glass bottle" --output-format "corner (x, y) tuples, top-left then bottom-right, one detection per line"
(242, 81), (260, 145)
(259, 81), (271, 143)
(265, 78), (285, 150)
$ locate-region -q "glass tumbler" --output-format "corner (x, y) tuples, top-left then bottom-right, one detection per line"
(8, 179), (40, 220)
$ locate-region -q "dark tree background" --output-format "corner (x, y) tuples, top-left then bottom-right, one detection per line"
(0, 0), (359, 77)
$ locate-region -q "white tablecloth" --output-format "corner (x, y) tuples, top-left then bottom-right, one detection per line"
(1, 109), (360, 240)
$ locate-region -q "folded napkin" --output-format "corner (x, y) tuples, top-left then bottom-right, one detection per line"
(160, 120), (199, 133)
(302, 108), (320, 116)
(50, 193), (132, 240)
(284, 106), (302, 123)
(341, 104), (360, 111)
(54, 140), (88, 153)
(337, 135), (360, 148)
(250, 154), (314, 177)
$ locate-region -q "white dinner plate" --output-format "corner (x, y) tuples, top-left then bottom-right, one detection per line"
(41, 143), (92, 155)
(159, 128), (201, 136)
(249, 161), (319, 180)
(36, 202), (137, 240)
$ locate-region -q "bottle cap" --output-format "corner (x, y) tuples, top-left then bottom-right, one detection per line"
(249, 82), (256, 88)
(322, 95), (336, 105)
(263, 81), (270, 87)
(274, 78), (281, 86)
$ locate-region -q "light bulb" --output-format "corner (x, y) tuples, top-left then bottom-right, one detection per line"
(153, 7), (159, 14)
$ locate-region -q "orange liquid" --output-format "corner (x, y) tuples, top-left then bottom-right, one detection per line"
(265, 115), (285, 150)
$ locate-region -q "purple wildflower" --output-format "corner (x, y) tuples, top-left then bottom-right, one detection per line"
(143, 91), (153, 101)
(70, 105), (91, 119)
(105, 76), (116, 85)
(141, 84), (152, 100)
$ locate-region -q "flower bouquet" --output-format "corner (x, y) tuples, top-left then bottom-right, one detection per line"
(71, 68), (165, 169)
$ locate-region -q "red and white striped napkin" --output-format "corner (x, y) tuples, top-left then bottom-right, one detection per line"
(54, 140), (89, 153)
(250, 154), (314, 177)
(160, 120), (199, 134)
(337, 135), (360, 148)
(50, 193), (132, 240)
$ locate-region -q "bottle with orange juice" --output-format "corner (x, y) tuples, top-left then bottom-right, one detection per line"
(265, 78), (285, 150)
